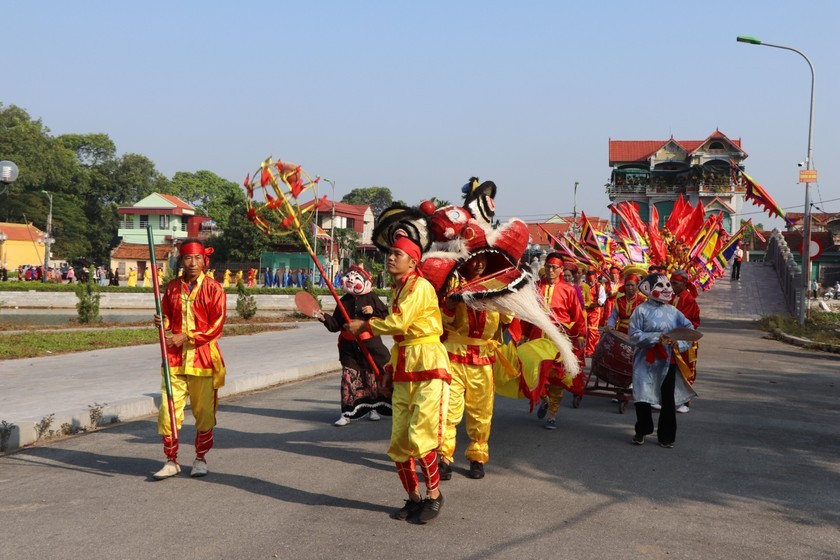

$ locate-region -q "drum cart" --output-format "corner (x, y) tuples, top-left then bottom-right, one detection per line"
(572, 329), (634, 413)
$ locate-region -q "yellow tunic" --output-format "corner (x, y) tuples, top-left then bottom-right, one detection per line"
(368, 273), (450, 382)
(368, 272), (451, 462)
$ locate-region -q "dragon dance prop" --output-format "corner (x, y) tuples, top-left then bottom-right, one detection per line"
(146, 226), (178, 442)
(243, 157), (382, 376)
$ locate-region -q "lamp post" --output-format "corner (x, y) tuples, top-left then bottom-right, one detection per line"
(322, 178), (337, 281)
(0, 160), (19, 196)
(736, 36), (815, 325)
(0, 230), (7, 279)
(41, 190), (54, 283)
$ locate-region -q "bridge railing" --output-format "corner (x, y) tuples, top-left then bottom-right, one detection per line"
(763, 229), (801, 316)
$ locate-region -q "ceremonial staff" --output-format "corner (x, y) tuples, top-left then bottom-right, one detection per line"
(147, 226), (178, 441)
(243, 158), (381, 376)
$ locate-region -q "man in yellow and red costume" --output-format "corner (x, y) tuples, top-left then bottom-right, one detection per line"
(347, 233), (451, 525)
(153, 238), (226, 480)
(522, 253), (586, 430)
(438, 253), (512, 481)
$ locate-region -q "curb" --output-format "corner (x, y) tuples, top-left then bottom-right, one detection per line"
(0, 358), (340, 454)
(772, 328), (840, 355)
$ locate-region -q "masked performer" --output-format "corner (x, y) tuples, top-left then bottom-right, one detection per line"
(438, 253), (512, 481)
(628, 273), (696, 448)
(152, 238), (226, 479)
(318, 265), (392, 425)
(347, 213), (450, 526)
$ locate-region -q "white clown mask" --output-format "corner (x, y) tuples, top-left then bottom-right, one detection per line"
(638, 273), (674, 304)
(342, 266), (373, 296)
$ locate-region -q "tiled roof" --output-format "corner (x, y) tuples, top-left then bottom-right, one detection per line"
(609, 131), (744, 164)
(526, 216), (610, 245)
(784, 212), (840, 227)
(0, 222), (46, 242)
(158, 194), (195, 210)
(110, 242), (173, 260)
(301, 199), (370, 217)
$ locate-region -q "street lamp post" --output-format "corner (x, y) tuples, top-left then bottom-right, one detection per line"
(737, 36), (816, 325)
(41, 190), (54, 283)
(0, 160), (19, 196)
(0, 231), (7, 279)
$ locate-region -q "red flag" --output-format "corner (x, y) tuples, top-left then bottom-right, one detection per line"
(675, 201), (706, 244)
(646, 206), (667, 265)
(666, 195), (688, 234)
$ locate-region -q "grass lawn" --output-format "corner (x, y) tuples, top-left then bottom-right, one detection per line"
(759, 311), (840, 347)
(0, 323), (292, 360)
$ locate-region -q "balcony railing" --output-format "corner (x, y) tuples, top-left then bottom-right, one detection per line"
(119, 222), (188, 230)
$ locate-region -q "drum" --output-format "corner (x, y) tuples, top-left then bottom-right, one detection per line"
(590, 329), (635, 388)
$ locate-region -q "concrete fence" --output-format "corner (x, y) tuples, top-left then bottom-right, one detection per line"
(763, 229), (802, 316)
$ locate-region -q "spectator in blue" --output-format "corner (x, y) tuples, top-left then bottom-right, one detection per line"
(264, 267), (273, 288)
(273, 268), (282, 288)
(296, 269), (305, 288)
(333, 270), (342, 288)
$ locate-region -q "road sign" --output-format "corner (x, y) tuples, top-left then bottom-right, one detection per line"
(803, 238), (823, 259)
(799, 169), (818, 183)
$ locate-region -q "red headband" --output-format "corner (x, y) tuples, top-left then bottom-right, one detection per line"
(392, 235), (422, 261)
(624, 274), (640, 283)
(347, 264), (371, 282)
(179, 242), (214, 266)
(545, 256), (563, 266)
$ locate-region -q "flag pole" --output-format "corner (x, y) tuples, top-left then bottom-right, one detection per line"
(147, 226), (178, 442)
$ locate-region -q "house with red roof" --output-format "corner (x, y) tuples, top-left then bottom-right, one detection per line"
(112, 193), (215, 277)
(299, 198), (375, 268)
(608, 130), (748, 234)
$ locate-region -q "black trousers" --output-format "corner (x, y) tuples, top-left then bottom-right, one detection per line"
(634, 364), (677, 444)
(731, 260), (741, 280)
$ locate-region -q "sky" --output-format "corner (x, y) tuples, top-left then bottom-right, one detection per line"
(3, 1), (838, 230)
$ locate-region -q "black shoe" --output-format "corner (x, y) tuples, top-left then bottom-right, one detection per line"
(632, 433), (645, 445)
(659, 441), (674, 449)
(390, 499), (422, 520)
(439, 460), (452, 481)
(408, 492), (444, 525)
(468, 461), (485, 479)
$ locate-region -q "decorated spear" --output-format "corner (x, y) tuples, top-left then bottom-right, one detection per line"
(146, 226), (178, 441)
(243, 157), (382, 376)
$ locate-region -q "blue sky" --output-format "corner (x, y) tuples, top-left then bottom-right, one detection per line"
(4, 1), (838, 229)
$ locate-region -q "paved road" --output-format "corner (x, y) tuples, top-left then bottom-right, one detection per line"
(2, 261), (840, 559)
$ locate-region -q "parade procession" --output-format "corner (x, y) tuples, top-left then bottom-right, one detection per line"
(154, 157), (794, 524)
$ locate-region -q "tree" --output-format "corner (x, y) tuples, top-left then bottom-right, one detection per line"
(341, 186), (395, 219)
(58, 133), (116, 167)
(108, 153), (170, 205)
(169, 170), (243, 231)
(205, 191), (297, 262)
(333, 227), (360, 267)
(426, 196), (451, 208)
